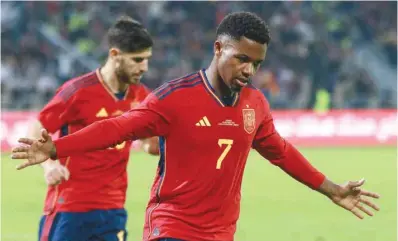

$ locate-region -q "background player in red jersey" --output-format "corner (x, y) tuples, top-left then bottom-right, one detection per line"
(12, 12), (380, 241)
(24, 16), (159, 241)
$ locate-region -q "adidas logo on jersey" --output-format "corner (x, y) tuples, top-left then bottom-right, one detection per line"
(195, 116), (211, 127)
(96, 108), (109, 118)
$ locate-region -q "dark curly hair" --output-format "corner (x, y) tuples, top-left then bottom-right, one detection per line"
(216, 12), (270, 45)
(107, 16), (153, 53)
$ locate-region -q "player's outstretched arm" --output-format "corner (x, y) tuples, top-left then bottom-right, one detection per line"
(252, 102), (380, 219)
(12, 102), (170, 169)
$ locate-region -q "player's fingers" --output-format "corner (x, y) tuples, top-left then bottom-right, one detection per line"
(61, 167), (70, 181)
(51, 168), (68, 182)
(47, 171), (62, 183)
(17, 138), (34, 145)
(51, 176), (61, 185)
(46, 176), (56, 185)
(11, 152), (29, 159)
(11, 146), (29, 153)
(48, 170), (61, 179)
(356, 203), (373, 216)
(52, 171), (65, 182)
(16, 161), (33, 170)
(48, 178), (60, 186)
(360, 197), (380, 211)
(360, 189), (380, 199)
(348, 178), (365, 188)
(41, 129), (50, 141)
(350, 208), (364, 219)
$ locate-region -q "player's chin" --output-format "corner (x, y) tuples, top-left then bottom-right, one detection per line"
(230, 83), (243, 93)
(128, 78), (140, 85)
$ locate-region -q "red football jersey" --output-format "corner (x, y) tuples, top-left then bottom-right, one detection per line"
(39, 69), (150, 213)
(53, 69), (325, 241)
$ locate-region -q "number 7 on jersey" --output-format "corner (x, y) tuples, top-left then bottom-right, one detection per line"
(216, 139), (234, 169)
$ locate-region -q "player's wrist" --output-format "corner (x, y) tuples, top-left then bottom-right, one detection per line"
(49, 144), (57, 160)
(318, 178), (342, 199)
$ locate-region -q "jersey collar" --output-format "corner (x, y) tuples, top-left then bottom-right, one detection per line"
(96, 69), (130, 101)
(199, 69), (240, 107)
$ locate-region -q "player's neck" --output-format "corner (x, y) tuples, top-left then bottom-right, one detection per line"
(100, 64), (128, 93)
(205, 65), (234, 99)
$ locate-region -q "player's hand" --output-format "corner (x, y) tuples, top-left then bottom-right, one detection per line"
(330, 178), (380, 219)
(142, 137), (160, 156)
(11, 129), (57, 170)
(42, 160), (70, 186)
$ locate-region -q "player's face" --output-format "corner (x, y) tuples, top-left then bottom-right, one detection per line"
(112, 48), (152, 85)
(215, 36), (267, 92)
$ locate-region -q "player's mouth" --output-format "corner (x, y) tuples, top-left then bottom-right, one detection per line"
(235, 78), (249, 87)
(131, 74), (142, 81)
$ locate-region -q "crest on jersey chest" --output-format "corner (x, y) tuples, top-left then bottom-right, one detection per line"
(242, 109), (255, 134)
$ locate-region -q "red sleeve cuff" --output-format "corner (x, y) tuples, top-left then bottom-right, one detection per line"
(53, 138), (68, 159)
(308, 172), (326, 190)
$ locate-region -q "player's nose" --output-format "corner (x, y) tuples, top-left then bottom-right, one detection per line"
(242, 63), (255, 78)
(140, 60), (149, 73)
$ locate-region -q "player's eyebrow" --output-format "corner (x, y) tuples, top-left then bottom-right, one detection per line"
(131, 57), (144, 63)
(131, 54), (152, 62)
(235, 54), (264, 64)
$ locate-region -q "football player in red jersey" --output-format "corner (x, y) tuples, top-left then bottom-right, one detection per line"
(24, 16), (158, 241)
(13, 12), (380, 241)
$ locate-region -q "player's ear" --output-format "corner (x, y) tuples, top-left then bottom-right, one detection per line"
(214, 41), (222, 57)
(109, 48), (121, 59)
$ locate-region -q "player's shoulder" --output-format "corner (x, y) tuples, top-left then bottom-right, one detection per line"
(152, 71), (202, 100)
(57, 70), (100, 102)
(244, 82), (265, 99)
(243, 83), (270, 108)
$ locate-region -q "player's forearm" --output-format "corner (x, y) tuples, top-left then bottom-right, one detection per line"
(52, 109), (164, 159)
(277, 143), (325, 189)
(260, 138), (325, 190)
(53, 118), (130, 158)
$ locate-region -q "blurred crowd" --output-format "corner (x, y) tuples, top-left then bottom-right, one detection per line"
(1, 1), (397, 110)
